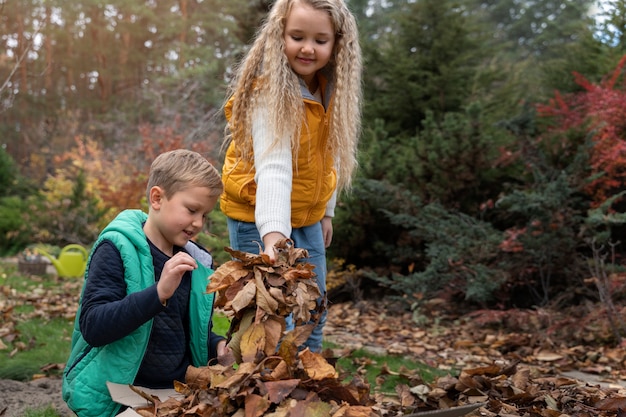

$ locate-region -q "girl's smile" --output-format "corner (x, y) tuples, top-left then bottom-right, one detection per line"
(283, 1), (335, 88)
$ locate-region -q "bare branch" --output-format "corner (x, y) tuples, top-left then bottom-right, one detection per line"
(0, 23), (43, 104)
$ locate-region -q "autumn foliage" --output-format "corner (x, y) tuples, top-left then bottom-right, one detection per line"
(53, 123), (219, 217)
(537, 54), (626, 208)
(21, 122), (219, 247)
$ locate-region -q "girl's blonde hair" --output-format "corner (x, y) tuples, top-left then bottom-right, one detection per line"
(225, 0), (362, 191)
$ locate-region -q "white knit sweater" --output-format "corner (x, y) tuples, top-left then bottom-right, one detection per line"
(251, 104), (337, 240)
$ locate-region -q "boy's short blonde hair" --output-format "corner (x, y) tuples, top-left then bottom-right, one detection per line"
(146, 149), (223, 201)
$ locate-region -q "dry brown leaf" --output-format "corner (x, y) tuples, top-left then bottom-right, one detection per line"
(240, 321), (266, 364)
(595, 396), (626, 411)
(185, 365), (214, 390)
(263, 316), (285, 357)
(535, 351), (565, 362)
(299, 348), (338, 380)
(230, 280), (256, 313)
(228, 309), (255, 364)
(223, 279), (247, 307)
(511, 366), (530, 390)
(264, 379), (300, 404)
(244, 393), (270, 417)
(268, 358), (291, 380)
(214, 362), (257, 391)
(339, 405), (380, 417)
(395, 384), (415, 408)
(207, 261), (251, 293)
(173, 380), (192, 396)
(289, 394), (333, 417)
(254, 269), (279, 314)
(463, 364), (504, 376)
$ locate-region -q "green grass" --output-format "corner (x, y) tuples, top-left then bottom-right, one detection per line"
(0, 317), (72, 380)
(212, 312), (230, 336)
(2, 270), (62, 297)
(331, 344), (450, 393)
(0, 261), (74, 381)
(20, 406), (61, 417)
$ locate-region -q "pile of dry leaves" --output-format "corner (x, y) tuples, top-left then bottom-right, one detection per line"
(132, 239), (377, 417)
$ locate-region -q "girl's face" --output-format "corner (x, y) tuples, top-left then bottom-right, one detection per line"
(283, 1), (335, 87)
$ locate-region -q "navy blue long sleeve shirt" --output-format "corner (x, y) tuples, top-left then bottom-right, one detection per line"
(79, 239), (223, 388)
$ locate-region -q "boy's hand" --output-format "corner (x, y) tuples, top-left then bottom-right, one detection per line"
(157, 252), (197, 305)
(216, 340), (235, 366)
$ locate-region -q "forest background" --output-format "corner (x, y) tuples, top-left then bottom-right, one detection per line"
(4, 0), (626, 323)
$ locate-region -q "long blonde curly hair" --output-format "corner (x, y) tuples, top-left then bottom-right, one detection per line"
(224, 0), (362, 191)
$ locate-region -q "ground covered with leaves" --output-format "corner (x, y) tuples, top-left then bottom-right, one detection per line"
(324, 298), (626, 416)
(3, 251), (626, 416)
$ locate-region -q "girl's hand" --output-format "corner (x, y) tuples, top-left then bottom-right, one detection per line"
(321, 216), (333, 248)
(262, 232), (287, 264)
(157, 252), (197, 305)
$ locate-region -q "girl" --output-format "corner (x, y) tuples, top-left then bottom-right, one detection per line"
(220, 0), (362, 352)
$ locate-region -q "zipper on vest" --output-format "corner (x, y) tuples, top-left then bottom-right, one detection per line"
(64, 344), (93, 376)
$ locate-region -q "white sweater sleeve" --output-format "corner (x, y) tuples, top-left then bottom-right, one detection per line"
(325, 189), (337, 218)
(252, 105), (293, 239)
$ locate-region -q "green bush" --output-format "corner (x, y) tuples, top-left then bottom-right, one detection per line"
(332, 177), (433, 272)
(333, 100), (626, 309)
(195, 208), (231, 267)
(332, 106), (515, 291)
(22, 170), (107, 247)
(0, 149), (39, 255)
(494, 170), (589, 305)
(0, 196), (32, 255)
(361, 186), (505, 307)
(0, 146), (17, 198)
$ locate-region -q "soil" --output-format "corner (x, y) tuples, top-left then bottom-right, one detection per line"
(0, 377), (72, 417)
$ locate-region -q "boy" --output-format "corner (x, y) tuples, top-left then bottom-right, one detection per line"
(62, 149), (228, 417)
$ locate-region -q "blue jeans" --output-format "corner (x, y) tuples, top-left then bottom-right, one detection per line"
(227, 218), (327, 352)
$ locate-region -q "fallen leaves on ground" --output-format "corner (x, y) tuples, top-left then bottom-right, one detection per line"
(324, 298), (626, 416)
(0, 272), (79, 357)
(5, 257), (626, 415)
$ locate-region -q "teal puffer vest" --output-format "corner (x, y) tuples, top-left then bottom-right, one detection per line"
(62, 210), (214, 417)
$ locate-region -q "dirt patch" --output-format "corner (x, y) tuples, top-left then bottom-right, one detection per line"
(0, 377), (72, 417)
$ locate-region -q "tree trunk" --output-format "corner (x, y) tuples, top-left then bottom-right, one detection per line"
(44, 5), (53, 92)
(179, 0), (188, 69)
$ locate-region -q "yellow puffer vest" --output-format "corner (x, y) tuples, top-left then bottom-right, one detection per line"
(221, 76), (337, 228)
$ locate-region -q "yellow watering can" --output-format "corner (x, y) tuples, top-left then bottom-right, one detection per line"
(37, 244), (89, 278)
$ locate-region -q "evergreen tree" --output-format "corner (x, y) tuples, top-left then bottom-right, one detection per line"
(465, 0), (605, 107)
(364, 0), (486, 138)
(0, 147), (16, 198)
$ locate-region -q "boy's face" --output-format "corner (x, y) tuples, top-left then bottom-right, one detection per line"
(145, 186), (218, 254)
